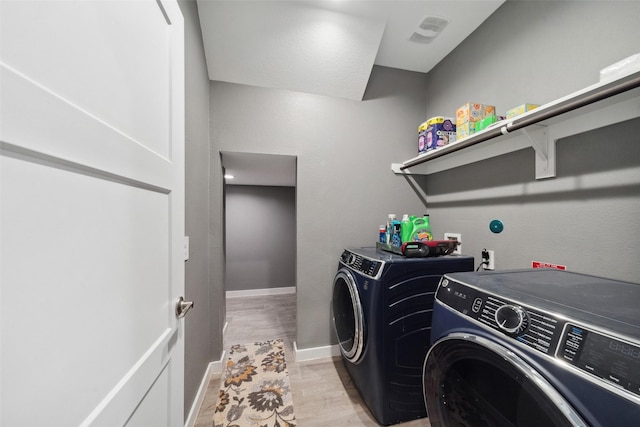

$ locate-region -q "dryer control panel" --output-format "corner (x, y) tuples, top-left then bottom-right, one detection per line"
(340, 249), (383, 279)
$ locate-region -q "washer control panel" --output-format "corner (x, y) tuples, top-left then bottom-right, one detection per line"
(340, 249), (383, 279)
(437, 277), (560, 355)
(437, 276), (640, 401)
(558, 324), (640, 398)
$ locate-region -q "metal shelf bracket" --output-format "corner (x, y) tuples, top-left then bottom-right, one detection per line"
(520, 126), (555, 179)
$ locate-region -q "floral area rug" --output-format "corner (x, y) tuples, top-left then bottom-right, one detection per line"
(213, 339), (297, 427)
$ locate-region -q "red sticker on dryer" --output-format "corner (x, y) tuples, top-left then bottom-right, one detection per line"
(532, 261), (566, 270)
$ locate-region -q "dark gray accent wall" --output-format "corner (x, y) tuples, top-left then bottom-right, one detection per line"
(420, 1), (640, 281)
(210, 66), (429, 349)
(178, 0), (223, 418)
(225, 185), (296, 291)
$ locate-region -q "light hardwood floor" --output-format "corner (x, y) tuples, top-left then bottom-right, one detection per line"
(193, 293), (430, 427)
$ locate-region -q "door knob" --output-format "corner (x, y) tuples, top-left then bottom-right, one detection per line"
(176, 296), (194, 318)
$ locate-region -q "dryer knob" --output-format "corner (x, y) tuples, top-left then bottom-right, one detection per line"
(495, 305), (529, 336)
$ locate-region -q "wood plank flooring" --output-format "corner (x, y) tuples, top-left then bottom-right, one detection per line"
(193, 293), (430, 427)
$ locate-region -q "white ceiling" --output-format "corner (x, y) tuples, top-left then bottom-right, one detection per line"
(201, 1), (505, 186)
(197, 0), (505, 100)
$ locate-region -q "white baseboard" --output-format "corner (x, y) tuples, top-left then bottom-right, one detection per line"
(210, 350), (226, 375)
(184, 350), (226, 427)
(293, 341), (341, 362)
(226, 286), (296, 298)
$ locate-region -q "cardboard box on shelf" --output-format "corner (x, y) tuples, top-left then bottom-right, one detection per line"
(506, 103), (539, 119)
(456, 122), (476, 140)
(456, 103), (496, 125)
(475, 115), (506, 132)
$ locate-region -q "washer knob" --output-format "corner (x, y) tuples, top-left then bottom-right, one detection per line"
(495, 305), (529, 335)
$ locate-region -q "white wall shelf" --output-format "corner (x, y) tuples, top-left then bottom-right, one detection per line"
(392, 70), (640, 180)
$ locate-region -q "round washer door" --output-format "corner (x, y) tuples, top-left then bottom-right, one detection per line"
(423, 333), (588, 427)
(331, 269), (364, 363)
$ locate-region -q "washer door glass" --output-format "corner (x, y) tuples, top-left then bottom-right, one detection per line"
(331, 269), (364, 362)
(424, 334), (587, 427)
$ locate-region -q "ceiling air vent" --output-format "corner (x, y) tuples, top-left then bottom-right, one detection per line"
(410, 16), (449, 43)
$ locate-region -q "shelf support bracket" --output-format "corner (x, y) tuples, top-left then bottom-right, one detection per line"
(391, 163), (408, 174)
(521, 126), (556, 180)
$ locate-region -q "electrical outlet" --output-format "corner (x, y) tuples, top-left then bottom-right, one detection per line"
(444, 232), (462, 255)
(486, 250), (495, 270)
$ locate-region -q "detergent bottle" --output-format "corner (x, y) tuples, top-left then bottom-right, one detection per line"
(385, 214), (396, 244)
(391, 216), (402, 247)
(401, 214), (412, 243)
(410, 215), (433, 242)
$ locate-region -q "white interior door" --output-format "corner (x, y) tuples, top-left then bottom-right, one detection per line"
(0, 1), (185, 426)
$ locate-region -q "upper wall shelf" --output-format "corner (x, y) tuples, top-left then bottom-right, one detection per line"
(392, 70), (640, 180)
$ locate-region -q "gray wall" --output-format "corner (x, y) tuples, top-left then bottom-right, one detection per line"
(226, 185), (296, 291)
(420, 0), (640, 282)
(177, 0), (224, 418)
(189, 2), (640, 389)
(210, 66), (429, 349)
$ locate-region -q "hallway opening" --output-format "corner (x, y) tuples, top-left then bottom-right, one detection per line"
(220, 151), (297, 321)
